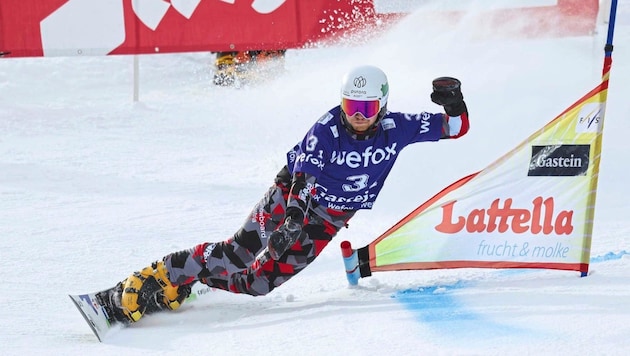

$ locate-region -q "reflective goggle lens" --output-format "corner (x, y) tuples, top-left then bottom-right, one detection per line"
(341, 98), (380, 118)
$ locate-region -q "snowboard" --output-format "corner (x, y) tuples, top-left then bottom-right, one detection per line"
(70, 283), (213, 342)
(69, 288), (122, 342)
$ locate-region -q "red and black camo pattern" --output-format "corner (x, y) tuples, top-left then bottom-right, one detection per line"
(164, 166), (355, 296)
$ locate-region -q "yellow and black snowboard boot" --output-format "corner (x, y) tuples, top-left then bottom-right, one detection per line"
(117, 260), (191, 323)
(213, 51), (238, 86)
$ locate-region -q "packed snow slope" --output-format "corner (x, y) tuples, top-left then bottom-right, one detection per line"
(1, 3), (629, 355)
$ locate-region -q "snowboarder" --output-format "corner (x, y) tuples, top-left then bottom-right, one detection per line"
(213, 50), (286, 86)
(102, 65), (470, 323)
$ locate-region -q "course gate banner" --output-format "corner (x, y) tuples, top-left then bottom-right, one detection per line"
(367, 80), (608, 275)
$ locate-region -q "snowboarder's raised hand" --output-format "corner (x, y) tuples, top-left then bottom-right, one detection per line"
(431, 77), (467, 117)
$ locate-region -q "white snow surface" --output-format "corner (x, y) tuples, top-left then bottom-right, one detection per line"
(1, 4), (630, 356)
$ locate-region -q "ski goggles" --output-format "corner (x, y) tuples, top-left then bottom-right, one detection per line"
(341, 98), (380, 118)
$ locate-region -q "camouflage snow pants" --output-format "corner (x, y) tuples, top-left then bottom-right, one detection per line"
(163, 166), (355, 296)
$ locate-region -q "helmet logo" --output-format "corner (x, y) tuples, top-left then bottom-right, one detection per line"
(353, 76), (367, 88)
(381, 83), (389, 97)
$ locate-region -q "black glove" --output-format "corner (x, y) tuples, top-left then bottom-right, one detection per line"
(430, 77), (467, 117)
(267, 217), (303, 260)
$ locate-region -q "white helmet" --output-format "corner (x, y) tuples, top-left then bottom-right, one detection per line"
(340, 65), (389, 115)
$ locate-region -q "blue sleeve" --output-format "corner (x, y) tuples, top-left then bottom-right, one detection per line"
(386, 111), (445, 144)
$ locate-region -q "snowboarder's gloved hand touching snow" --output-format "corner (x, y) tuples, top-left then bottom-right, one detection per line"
(431, 77), (467, 117)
